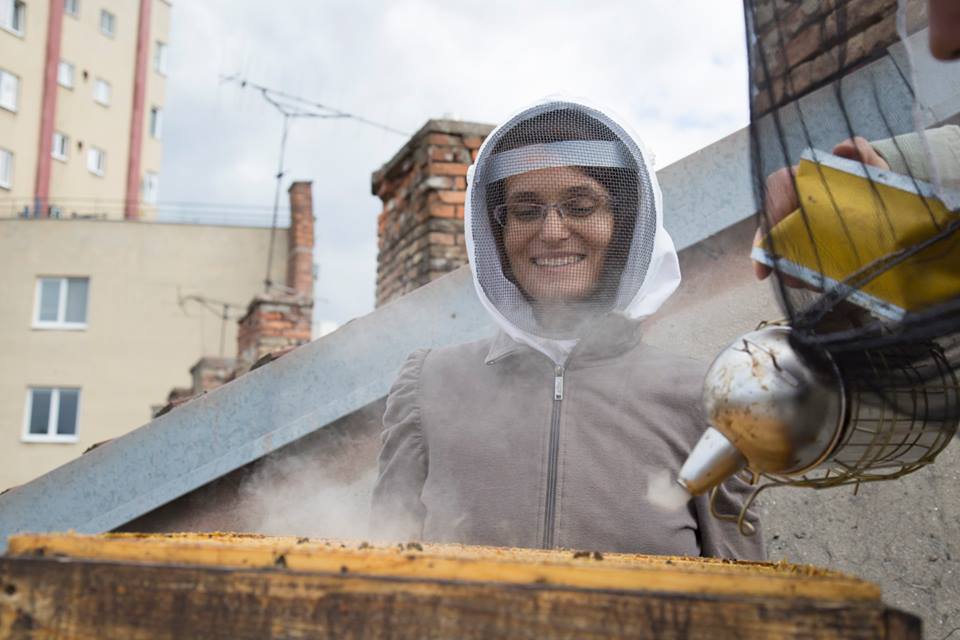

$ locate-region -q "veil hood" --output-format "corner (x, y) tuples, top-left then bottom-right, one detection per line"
(464, 96), (681, 364)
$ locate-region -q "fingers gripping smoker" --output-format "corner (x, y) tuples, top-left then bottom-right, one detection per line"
(678, 325), (960, 535)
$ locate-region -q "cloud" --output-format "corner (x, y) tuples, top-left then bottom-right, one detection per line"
(161, 0), (748, 326)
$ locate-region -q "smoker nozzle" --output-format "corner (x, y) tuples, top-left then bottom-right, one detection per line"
(677, 325), (846, 496)
(677, 427), (747, 496)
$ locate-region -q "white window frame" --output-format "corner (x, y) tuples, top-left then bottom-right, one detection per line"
(22, 387), (81, 444)
(57, 60), (75, 88)
(64, 0), (79, 18)
(52, 132), (68, 161)
(0, 0), (26, 36)
(0, 68), (19, 112)
(99, 8), (114, 37)
(154, 41), (168, 75)
(33, 276), (89, 329)
(149, 106), (162, 139)
(0, 147), (11, 189)
(143, 171), (159, 204)
(93, 78), (110, 106)
(86, 147), (104, 176)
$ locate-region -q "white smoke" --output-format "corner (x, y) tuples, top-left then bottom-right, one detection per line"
(646, 469), (691, 511)
(235, 429), (379, 540)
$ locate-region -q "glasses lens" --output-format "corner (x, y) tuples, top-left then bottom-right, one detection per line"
(507, 203), (544, 223)
(561, 193), (605, 218)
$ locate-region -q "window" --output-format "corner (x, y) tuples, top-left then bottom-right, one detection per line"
(143, 171), (159, 204)
(63, 0), (78, 17)
(154, 41), (167, 75)
(0, 147), (11, 189)
(57, 60), (75, 88)
(34, 276), (89, 328)
(86, 147), (104, 175)
(93, 78), (110, 106)
(99, 9), (114, 36)
(52, 132), (68, 160)
(0, 68), (18, 111)
(0, 0), (25, 35)
(24, 388), (80, 443)
(149, 106), (162, 138)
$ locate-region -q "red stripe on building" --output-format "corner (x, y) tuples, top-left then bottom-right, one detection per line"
(124, 0), (152, 220)
(34, 0), (64, 217)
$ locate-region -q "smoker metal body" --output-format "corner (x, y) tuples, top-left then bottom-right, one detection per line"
(679, 325), (960, 533)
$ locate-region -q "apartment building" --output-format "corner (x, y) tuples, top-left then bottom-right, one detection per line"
(0, 0), (169, 220)
(0, 214), (295, 491)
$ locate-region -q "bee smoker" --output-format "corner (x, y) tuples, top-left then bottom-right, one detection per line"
(677, 325), (960, 534)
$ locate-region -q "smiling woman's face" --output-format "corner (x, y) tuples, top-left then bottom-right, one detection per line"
(502, 166), (615, 304)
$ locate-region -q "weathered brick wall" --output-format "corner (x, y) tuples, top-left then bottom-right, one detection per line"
(235, 296), (313, 374)
(234, 182), (316, 375)
(751, 0), (927, 114)
(190, 357), (235, 393)
(286, 182), (315, 298)
(372, 120), (494, 307)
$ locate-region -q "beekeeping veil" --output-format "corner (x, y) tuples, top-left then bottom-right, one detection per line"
(465, 98), (681, 364)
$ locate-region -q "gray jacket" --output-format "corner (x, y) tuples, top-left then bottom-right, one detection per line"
(371, 317), (765, 560)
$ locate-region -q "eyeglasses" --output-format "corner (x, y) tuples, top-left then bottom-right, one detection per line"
(493, 193), (613, 227)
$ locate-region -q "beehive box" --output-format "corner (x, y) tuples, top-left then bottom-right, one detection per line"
(0, 533), (919, 639)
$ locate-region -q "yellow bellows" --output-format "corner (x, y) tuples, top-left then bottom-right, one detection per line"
(752, 149), (960, 320)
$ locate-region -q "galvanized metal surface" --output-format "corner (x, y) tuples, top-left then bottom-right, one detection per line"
(2, 32), (959, 551)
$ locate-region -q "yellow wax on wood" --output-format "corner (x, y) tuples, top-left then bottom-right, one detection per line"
(6, 532), (879, 602)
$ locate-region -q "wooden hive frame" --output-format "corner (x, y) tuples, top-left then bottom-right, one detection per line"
(0, 533), (920, 639)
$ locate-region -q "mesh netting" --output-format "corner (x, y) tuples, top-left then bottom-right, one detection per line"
(745, 0), (960, 420)
(469, 102), (658, 340)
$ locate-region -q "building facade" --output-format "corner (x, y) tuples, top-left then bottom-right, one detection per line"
(0, 216), (289, 490)
(0, 0), (169, 220)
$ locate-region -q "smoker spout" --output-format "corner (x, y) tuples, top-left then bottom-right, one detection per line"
(677, 427), (747, 495)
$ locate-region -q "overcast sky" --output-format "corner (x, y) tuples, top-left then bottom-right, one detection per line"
(159, 0), (749, 332)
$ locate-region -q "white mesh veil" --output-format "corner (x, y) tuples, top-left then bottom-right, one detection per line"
(465, 98), (681, 364)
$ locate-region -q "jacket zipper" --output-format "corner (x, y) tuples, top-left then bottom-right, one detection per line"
(542, 364), (564, 549)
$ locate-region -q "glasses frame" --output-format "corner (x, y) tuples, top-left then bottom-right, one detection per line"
(493, 194), (615, 228)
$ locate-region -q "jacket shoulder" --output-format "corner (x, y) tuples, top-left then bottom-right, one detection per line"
(421, 335), (497, 370)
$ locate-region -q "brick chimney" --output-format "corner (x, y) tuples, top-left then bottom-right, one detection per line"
(751, 0), (927, 114)
(372, 120), (494, 307)
(235, 181), (315, 374)
(286, 181), (315, 298)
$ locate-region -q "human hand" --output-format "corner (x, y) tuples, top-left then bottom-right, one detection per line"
(751, 137), (891, 282)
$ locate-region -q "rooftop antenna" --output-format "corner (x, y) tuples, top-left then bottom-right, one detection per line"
(219, 75), (410, 294)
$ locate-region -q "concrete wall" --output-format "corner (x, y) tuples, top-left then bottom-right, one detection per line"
(0, 217), (287, 489)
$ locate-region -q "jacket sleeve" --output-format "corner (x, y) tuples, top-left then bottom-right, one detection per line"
(369, 348), (430, 542)
(692, 472), (766, 561)
(871, 124), (960, 184)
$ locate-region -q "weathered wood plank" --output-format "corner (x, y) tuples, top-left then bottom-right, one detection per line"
(0, 557), (919, 640)
(4, 533), (880, 601)
(0, 534), (920, 639)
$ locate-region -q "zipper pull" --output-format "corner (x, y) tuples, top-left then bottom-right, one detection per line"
(554, 365), (564, 401)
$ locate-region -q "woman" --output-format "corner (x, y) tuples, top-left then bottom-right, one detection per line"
(371, 98), (763, 559)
